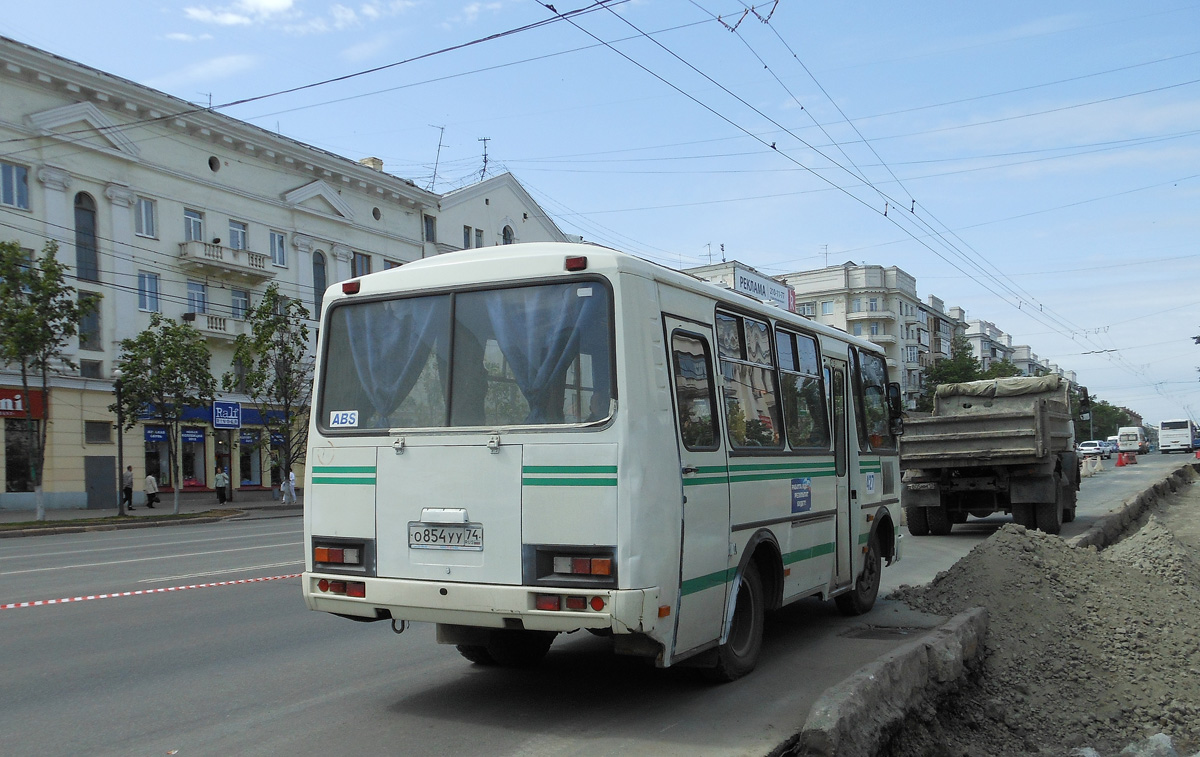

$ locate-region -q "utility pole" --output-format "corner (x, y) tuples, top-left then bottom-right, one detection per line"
(478, 137), (490, 181)
(822, 244), (829, 267)
(428, 125), (445, 192)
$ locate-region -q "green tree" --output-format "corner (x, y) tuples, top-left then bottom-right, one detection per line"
(222, 284), (312, 498)
(111, 313), (216, 514)
(916, 334), (980, 411)
(0, 240), (91, 520)
(981, 359), (1023, 379)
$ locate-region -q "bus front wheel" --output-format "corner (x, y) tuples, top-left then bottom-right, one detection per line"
(706, 561), (765, 682)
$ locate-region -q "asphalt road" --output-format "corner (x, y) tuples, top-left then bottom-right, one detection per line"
(0, 454), (1187, 756)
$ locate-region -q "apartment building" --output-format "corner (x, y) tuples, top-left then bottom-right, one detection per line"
(0, 37), (567, 510)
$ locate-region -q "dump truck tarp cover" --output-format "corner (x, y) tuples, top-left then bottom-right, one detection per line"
(934, 375), (1061, 399)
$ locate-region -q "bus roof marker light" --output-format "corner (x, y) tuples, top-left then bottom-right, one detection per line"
(342, 280), (361, 295)
(564, 256), (587, 271)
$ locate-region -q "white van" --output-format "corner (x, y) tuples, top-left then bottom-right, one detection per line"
(1117, 426), (1146, 454)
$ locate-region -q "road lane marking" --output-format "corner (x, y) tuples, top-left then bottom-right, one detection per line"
(0, 574), (302, 611)
(141, 560), (304, 582)
(0, 528), (303, 561)
(0, 542), (301, 576)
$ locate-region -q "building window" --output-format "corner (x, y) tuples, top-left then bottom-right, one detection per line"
(475, 229), (484, 248)
(463, 225), (472, 249)
(229, 220), (247, 250)
(135, 197), (156, 238)
(1, 162), (30, 210)
(270, 230), (286, 266)
(502, 225), (514, 245)
(852, 324), (862, 336)
(312, 251), (326, 316)
(138, 271), (160, 312)
(74, 193), (99, 283)
(79, 292), (102, 351)
(870, 322), (880, 336)
(187, 281), (208, 314)
(5, 419), (39, 492)
(907, 346), (920, 363)
(797, 302), (815, 316)
(423, 214), (437, 243)
(232, 289), (249, 319)
(868, 297), (879, 312)
(352, 251), (371, 277)
(185, 209), (204, 242)
(79, 359), (103, 379)
(383, 259), (402, 270)
(820, 301), (833, 316)
(85, 420), (112, 444)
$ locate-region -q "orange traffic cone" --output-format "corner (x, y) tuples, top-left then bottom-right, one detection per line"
(1116, 453), (1126, 467)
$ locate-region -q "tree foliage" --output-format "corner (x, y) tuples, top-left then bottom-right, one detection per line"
(0, 240), (91, 520)
(222, 284), (312, 488)
(981, 359), (1024, 379)
(916, 334), (980, 411)
(111, 313), (216, 514)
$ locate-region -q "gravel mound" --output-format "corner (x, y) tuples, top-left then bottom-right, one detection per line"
(884, 485), (1200, 757)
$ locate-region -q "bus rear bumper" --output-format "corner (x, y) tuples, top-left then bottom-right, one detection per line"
(303, 573), (660, 634)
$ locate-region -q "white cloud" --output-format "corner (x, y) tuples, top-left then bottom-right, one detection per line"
(184, 7), (254, 25)
(164, 32), (216, 42)
(145, 54), (260, 91)
(341, 34), (391, 63)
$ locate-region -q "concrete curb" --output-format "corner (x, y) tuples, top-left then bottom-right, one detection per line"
(772, 608), (987, 757)
(1067, 462), (1199, 551)
(0, 511), (247, 538)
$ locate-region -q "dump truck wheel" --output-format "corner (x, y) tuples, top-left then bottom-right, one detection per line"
(1035, 498), (1063, 535)
(1011, 504), (1036, 529)
(906, 506), (930, 536)
(927, 504), (953, 535)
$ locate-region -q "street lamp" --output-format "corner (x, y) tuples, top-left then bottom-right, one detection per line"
(113, 368), (126, 517)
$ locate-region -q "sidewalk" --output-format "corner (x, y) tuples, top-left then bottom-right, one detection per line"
(0, 489), (302, 536)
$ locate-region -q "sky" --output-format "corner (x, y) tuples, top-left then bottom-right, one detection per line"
(3, 0), (1199, 427)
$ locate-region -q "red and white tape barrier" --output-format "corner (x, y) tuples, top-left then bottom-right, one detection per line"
(1, 573), (301, 611)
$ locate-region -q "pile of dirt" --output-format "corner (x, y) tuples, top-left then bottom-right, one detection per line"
(884, 484), (1200, 757)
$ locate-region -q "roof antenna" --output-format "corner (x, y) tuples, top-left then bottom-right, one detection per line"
(478, 137), (490, 181)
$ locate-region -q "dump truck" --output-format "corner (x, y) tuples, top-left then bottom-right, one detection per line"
(900, 375), (1078, 535)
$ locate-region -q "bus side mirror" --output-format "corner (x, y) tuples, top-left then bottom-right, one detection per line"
(887, 382), (904, 436)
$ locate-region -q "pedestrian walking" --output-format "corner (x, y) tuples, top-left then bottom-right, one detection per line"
(144, 473), (159, 508)
(122, 465), (135, 511)
(214, 466), (228, 505)
(284, 468), (297, 505)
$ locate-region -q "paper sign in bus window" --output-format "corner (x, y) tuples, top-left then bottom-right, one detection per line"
(866, 473), (876, 494)
(329, 410), (359, 428)
(791, 477), (812, 513)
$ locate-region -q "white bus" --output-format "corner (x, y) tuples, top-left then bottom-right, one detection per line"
(1158, 419), (1196, 453)
(303, 243), (904, 681)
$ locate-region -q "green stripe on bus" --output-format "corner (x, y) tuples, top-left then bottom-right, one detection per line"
(859, 533), (870, 545)
(312, 466), (377, 474)
(728, 462), (838, 472)
(683, 476), (730, 487)
(681, 567), (736, 596)
(522, 465), (618, 474)
(729, 470), (836, 483)
(783, 542), (836, 565)
(312, 477), (376, 485)
(522, 478), (617, 487)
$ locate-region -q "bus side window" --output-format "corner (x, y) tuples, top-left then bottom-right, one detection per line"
(671, 332), (719, 449)
(777, 330), (830, 450)
(717, 312), (782, 450)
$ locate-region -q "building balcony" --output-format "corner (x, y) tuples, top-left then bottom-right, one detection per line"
(179, 241), (276, 285)
(846, 309), (896, 321)
(868, 334), (897, 345)
(181, 311), (247, 342)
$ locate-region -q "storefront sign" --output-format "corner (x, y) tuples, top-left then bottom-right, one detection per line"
(734, 266), (795, 313)
(0, 388), (45, 418)
(212, 401), (242, 429)
(239, 431), (260, 445)
(271, 432), (285, 445)
(181, 428), (206, 444)
(144, 427), (168, 442)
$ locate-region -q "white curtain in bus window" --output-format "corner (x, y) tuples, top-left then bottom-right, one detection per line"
(719, 313), (782, 449)
(857, 351), (895, 450)
(777, 331), (830, 449)
(671, 333), (717, 449)
(458, 282), (611, 425)
(326, 295), (451, 429)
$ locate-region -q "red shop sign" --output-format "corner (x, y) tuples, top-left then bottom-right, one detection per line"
(0, 387), (46, 418)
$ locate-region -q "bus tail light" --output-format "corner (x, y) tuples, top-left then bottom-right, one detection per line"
(552, 556), (612, 576)
(314, 546), (362, 565)
(527, 546), (617, 588)
(534, 594), (605, 612)
(316, 579), (366, 598)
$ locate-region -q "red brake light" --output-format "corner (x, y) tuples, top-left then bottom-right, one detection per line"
(565, 596), (587, 611)
(342, 280), (361, 294)
(535, 595), (561, 611)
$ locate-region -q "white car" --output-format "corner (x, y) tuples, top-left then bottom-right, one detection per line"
(1077, 440), (1111, 459)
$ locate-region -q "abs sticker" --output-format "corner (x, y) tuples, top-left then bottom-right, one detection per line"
(329, 410), (359, 428)
(790, 478), (812, 514)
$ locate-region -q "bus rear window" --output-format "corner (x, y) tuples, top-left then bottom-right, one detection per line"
(319, 281), (613, 431)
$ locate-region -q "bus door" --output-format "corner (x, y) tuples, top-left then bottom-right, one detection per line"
(828, 359), (854, 589)
(664, 317), (731, 657)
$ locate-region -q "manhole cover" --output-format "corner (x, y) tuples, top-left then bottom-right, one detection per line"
(840, 626), (927, 640)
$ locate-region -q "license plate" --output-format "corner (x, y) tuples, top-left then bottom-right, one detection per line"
(408, 523), (484, 551)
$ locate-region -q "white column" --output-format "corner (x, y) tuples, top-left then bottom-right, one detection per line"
(331, 243), (353, 283)
(104, 184), (139, 349)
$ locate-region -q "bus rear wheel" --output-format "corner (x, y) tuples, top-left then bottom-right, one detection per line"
(706, 561), (765, 682)
(486, 630), (557, 668)
(456, 644), (496, 665)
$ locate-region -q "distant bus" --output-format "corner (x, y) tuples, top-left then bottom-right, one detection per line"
(1158, 419), (1197, 454)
